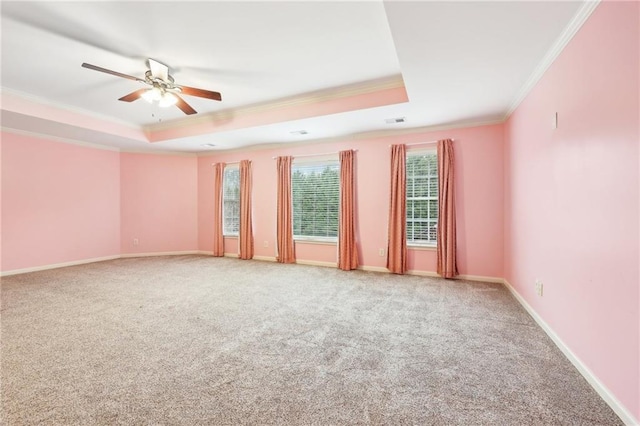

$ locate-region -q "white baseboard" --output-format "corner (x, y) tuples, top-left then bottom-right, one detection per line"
(0, 255), (121, 277)
(295, 259), (337, 268)
(2, 251), (500, 286)
(358, 265), (389, 273)
(253, 255), (277, 262)
(3, 251), (204, 276)
(502, 279), (638, 426)
(408, 270), (504, 284)
(456, 273), (505, 284)
(407, 269), (439, 277)
(120, 251), (200, 258)
(196, 251), (242, 258)
(3, 251), (634, 424)
(359, 265), (504, 285)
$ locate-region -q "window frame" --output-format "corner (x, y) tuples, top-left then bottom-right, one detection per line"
(291, 158), (340, 243)
(222, 164), (240, 237)
(406, 149), (438, 247)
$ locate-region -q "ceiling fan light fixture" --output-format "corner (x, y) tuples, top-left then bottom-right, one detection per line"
(141, 86), (162, 103)
(159, 92), (178, 108)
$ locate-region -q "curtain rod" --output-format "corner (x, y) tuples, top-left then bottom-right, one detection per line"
(271, 149), (358, 160)
(211, 161), (240, 166)
(388, 139), (454, 147)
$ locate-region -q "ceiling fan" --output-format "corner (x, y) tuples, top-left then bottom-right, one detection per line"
(81, 59), (222, 115)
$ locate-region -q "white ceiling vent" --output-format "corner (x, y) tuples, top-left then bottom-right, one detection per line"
(385, 117), (406, 124)
(290, 130), (309, 135)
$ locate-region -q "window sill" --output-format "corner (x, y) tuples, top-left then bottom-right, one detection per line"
(223, 235), (238, 239)
(294, 238), (337, 246)
(408, 244), (436, 251)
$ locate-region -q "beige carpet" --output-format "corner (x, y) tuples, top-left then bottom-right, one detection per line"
(1, 255), (621, 425)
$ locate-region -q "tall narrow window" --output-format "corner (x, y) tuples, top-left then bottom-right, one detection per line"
(292, 160), (340, 240)
(406, 151), (438, 245)
(223, 165), (240, 236)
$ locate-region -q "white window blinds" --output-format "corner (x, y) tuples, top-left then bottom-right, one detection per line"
(292, 161), (340, 240)
(223, 166), (240, 236)
(406, 151), (438, 245)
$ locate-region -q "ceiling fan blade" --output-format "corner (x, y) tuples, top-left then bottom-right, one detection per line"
(174, 94), (197, 115)
(81, 63), (144, 82)
(180, 85), (222, 101)
(118, 89), (148, 102)
(148, 58), (169, 81)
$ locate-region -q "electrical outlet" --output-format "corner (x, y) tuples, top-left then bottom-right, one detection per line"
(535, 279), (544, 296)
(379, 248), (385, 257)
(133, 238), (139, 246)
(263, 240), (269, 248)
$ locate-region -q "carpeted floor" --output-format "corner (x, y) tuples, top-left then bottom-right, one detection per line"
(1, 255), (622, 425)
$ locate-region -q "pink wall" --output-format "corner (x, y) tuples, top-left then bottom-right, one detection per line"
(504, 1), (639, 420)
(1, 135), (3, 273)
(1, 132), (121, 271)
(198, 123), (504, 277)
(1, 3), (636, 419)
(120, 153), (198, 254)
(1, 137), (200, 271)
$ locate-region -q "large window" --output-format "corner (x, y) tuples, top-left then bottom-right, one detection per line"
(223, 165), (240, 236)
(406, 151), (438, 245)
(292, 161), (340, 240)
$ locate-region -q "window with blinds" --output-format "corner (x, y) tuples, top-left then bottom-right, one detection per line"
(406, 150), (438, 245)
(223, 166), (240, 236)
(292, 161), (340, 240)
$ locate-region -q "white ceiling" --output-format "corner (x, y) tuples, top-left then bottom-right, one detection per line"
(1, 1), (586, 153)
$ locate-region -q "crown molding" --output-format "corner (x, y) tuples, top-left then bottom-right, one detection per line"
(503, 0), (601, 120)
(195, 118), (504, 157)
(0, 86), (142, 132)
(349, 118), (504, 140)
(119, 148), (197, 157)
(145, 75), (406, 133)
(3, 113), (501, 159)
(1, 126), (121, 152)
(1, 127), (198, 157)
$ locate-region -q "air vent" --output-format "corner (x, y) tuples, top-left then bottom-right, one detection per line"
(385, 117), (406, 124)
(290, 130), (308, 135)
(201, 143), (216, 147)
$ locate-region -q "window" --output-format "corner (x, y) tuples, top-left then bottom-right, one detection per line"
(223, 165), (240, 236)
(406, 151), (438, 245)
(292, 161), (340, 240)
